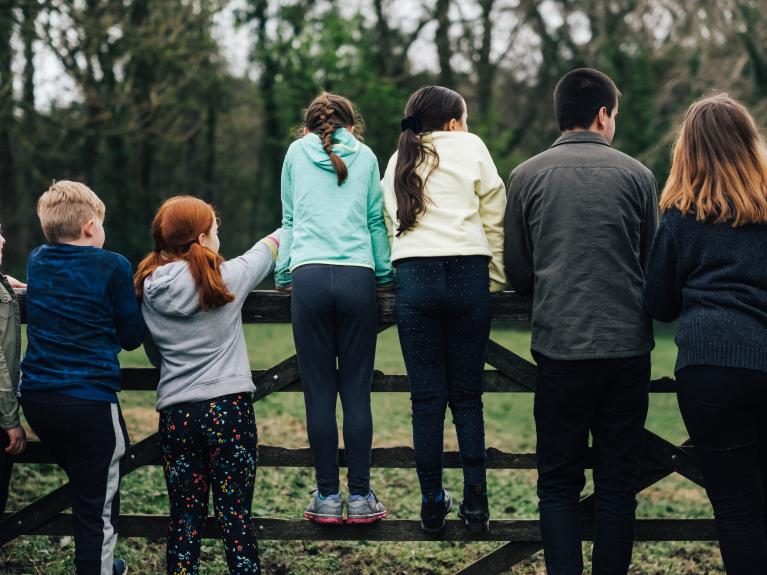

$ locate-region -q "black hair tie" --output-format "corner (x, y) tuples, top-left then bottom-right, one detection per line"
(400, 116), (423, 133)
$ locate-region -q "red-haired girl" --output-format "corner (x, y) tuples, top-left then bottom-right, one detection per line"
(135, 195), (279, 575)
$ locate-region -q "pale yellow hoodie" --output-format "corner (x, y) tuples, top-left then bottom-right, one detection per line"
(381, 130), (507, 292)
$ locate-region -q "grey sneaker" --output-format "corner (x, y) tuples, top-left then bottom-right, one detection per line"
(346, 490), (389, 524)
(303, 489), (343, 524)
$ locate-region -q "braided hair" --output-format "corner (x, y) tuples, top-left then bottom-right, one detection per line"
(304, 92), (360, 186)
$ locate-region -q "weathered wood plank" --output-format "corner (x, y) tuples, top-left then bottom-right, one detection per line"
(120, 368), (676, 393)
(454, 441), (697, 575)
(10, 515), (716, 542)
(16, 290), (534, 325)
(484, 339), (538, 390)
(642, 430), (704, 487)
(0, 432), (161, 546)
(15, 442), (674, 472)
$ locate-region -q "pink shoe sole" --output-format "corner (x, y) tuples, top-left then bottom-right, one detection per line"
(304, 511), (344, 524)
(345, 511), (389, 524)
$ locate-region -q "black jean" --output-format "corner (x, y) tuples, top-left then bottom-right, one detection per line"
(395, 256), (491, 496)
(533, 351), (650, 575)
(21, 395), (129, 575)
(677, 365), (767, 575)
(292, 264), (377, 497)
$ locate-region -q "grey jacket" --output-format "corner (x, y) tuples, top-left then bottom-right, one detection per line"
(504, 131), (658, 360)
(142, 233), (279, 411)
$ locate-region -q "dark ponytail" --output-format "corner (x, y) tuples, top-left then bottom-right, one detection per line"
(304, 92), (361, 186)
(393, 86), (465, 236)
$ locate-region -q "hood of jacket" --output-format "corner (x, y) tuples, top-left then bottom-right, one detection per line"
(299, 127), (362, 173)
(142, 261), (201, 317)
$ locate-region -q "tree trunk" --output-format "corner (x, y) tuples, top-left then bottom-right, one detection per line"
(435, 0), (454, 86)
(0, 3), (19, 262)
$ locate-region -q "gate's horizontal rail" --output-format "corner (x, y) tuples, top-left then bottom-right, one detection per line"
(16, 442), (678, 470)
(118, 368), (676, 393)
(16, 290), (534, 324)
(8, 514), (716, 542)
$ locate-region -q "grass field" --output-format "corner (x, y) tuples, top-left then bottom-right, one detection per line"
(0, 323), (725, 574)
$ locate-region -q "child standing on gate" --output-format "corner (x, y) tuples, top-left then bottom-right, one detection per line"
(135, 196), (280, 575)
(381, 86), (506, 533)
(20, 181), (144, 575)
(274, 92), (393, 524)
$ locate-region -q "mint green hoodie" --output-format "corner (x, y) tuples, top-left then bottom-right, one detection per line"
(274, 128), (394, 286)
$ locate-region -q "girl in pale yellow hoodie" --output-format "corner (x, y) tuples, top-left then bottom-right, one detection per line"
(381, 85), (506, 533)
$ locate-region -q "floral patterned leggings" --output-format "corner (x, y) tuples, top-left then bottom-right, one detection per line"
(159, 393), (260, 575)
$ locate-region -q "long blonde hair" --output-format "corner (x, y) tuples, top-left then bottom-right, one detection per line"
(659, 94), (767, 226)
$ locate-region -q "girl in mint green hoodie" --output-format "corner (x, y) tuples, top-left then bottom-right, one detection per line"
(275, 93), (393, 524)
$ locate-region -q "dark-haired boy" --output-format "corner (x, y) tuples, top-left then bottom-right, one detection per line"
(504, 68), (658, 574)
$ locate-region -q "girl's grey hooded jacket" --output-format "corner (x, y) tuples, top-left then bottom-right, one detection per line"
(141, 232), (280, 411)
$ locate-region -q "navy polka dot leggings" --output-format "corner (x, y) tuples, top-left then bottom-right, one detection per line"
(159, 393), (260, 575)
(395, 255), (492, 496)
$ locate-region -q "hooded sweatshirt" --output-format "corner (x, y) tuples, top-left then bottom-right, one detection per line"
(274, 128), (394, 287)
(142, 233), (279, 411)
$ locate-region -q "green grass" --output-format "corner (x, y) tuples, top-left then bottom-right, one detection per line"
(0, 322), (726, 574)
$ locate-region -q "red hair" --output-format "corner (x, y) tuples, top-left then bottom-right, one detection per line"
(135, 196), (234, 310)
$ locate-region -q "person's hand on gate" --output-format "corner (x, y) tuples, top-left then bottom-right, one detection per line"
(4, 426), (27, 455)
(5, 276), (26, 289)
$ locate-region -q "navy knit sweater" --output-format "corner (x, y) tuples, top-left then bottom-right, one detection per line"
(21, 244), (145, 402)
(643, 207), (767, 374)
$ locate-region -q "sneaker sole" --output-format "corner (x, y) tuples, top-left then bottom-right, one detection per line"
(304, 511), (344, 524)
(346, 510), (389, 524)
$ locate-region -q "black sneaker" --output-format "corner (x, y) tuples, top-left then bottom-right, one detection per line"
(420, 490), (453, 532)
(113, 558), (128, 575)
(458, 484), (490, 532)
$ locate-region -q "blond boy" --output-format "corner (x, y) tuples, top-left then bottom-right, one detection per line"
(20, 181), (143, 575)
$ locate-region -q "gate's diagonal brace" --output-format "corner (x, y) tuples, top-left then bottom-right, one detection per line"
(463, 342), (703, 575)
(0, 431), (161, 546)
(453, 449), (694, 575)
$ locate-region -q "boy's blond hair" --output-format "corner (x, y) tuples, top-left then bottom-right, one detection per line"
(37, 181), (106, 243)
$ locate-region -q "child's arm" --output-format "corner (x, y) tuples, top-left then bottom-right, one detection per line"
(222, 231), (281, 301)
(504, 169), (534, 295)
(381, 153), (397, 246)
(476, 141), (508, 292)
(0, 288), (24, 454)
(368, 158), (395, 286)
(274, 155), (294, 289)
(109, 257), (146, 351)
(0, 346), (21, 432)
(143, 329), (162, 368)
(642, 217), (683, 322)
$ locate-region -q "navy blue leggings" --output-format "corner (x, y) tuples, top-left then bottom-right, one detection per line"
(291, 264), (377, 497)
(395, 256), (491, 496)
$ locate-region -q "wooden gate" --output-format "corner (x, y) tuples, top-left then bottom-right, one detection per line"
(0, 291), (714, 574)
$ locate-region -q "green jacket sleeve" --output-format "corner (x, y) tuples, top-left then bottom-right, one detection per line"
(0, 286), (20, 429)
(0, 337), (19, 430)
(368, 158), (395, 285)
(274, 154), (294, 288)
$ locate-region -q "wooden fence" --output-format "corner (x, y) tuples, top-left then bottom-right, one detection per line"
(0, 290), (714, 574)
